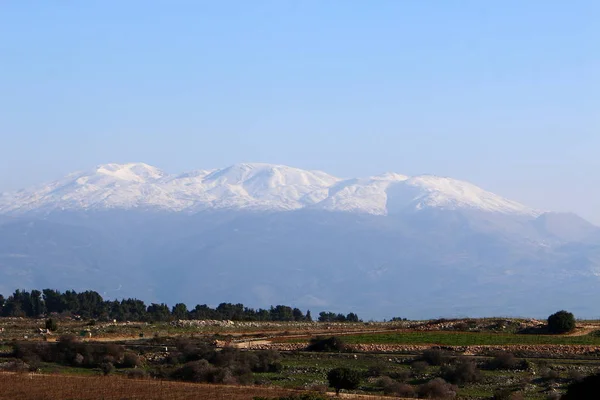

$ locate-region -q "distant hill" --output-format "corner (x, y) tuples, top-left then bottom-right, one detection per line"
(0, 163), (598, 319)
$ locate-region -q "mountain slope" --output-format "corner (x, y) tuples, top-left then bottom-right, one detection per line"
(0, 163), (538, 216)
(0, 162), (598, 319)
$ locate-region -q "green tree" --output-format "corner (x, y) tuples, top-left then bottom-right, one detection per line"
(346, 313), (359, 322)
(45, 318), (58, 331)
(172, 303), (189, 320)
(43, 289), (67, 314)
(548, 310), (576, 334)
(270, 305), (294, 321)
(327, 367), (361, 395)
(562, 372), (600, 399)
(292, 308), (305, 321)
(305, 310), (312, 322)
(147, 303), (171, 322)
(318, 311), (336, 322)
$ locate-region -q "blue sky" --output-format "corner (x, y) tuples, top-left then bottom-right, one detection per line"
(1, 1), (598, 223)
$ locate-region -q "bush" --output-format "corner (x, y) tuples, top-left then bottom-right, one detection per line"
(122, 352), (142, 368)
(568, 369), (585, 382)
(487, 352), (519, 370)
(327, 367), (362, 395)
(172, 360), (220, 383)
(127, 369), (148, 379)
(541, 367), (560, 381)
(411, 360), (429, 375)
(45, 318), (58, 332)
(418, 378), (457, 399)
(253, 350), (282, 373)
(366, 364), (387, 378)
(306, 336), (346, 352)
(422, 349), (451, 366)
(440, 359), (481, 385)
(253, 394), (328, 400)
(562, 373), (600, 399)
(494, 388), (524, 400)
(100, 361), (115, 375)
(378, 376), (415, 397)
(389, 369), (411, 382)
(547, 310), (575, 334)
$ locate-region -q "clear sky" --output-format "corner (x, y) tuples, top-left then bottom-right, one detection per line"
(1, 1), (598, 223)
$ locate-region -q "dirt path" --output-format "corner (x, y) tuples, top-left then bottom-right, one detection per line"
(567, 324), (600, 337)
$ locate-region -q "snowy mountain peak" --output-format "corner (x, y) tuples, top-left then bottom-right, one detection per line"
(0, 162), (540, 217)
(94, 163), (166, 182)
(402, 175), (539, 215)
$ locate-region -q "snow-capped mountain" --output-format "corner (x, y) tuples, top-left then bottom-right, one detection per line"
(0, 162), (539, 216)
(1, 162), (598, 319)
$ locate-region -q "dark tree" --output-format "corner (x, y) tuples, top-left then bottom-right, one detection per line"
(346, 313), (359, 322)
(548, 310), (576, 334)
(45, 318), (58, 332)
(318, 311), (336, 322)
(43, 289), (66, 314)
(562, 373), (600, 399)
(172, 303), (189, 320)
(306, 336), (346, 352)
(147, 303), (171, 321)
(76, 291), (105, 318)
(190, 304), (218, 320)
(292, 308), (305, 321)
(270, 305), (294, 321)
(441, 359), (482, 384)
(216, 303), (245, 320)
(327, 367), (361, 395)
(305, 310), (312, 322)
(31, 290), (46, 316)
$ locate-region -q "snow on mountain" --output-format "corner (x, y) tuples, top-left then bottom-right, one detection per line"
(397, 176), (539, 215)
(0, 162), (539, 216)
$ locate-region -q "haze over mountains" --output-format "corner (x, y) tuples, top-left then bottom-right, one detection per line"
(0, 163), (599, 319)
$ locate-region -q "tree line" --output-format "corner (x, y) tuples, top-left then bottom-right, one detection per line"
(0, 289), (359, 323)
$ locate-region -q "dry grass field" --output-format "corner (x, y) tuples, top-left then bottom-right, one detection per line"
(0, 373), (394, 400)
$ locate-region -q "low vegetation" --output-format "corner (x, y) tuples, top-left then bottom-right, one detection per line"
(1, 306), (598, 399)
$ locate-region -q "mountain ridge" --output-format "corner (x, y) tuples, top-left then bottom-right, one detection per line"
(0, 162), (599, 318)
(0, 162), (543, 218)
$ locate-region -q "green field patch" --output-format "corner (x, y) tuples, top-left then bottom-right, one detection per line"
(326, 331), (600, 346)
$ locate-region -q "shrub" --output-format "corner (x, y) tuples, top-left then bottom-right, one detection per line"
(494, 388), (525, 400)
(487, 352), (519, 370)
(378, 376), (415, 396)
(440, 359), (481, 385)
(327, 367), (362, 395)
(45, 318), (58, 332)
(547, 310), (575, 334)
(411, 360), (429, 375)
(253, 350), (282, 373)
(253, 394), (328, 400)
(389, 369), (411, 382)
(562, 373), (600, 399)
(541, 368), (560, 381)
(568, 369), (585, 382)
(306, 336), (346, 352)
(100, 361), (115, 375)
(422, 349), (451, 366)
(366, 364), (387, 378)
(174, 338), (216, 363)
(121, 352), (142, 368)
(172, 360), (220, 383)
(127, 369), (148, 379)
(418, 378), (457, 399)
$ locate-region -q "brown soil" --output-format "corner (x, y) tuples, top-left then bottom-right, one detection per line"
(0, 373), (394, 400)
